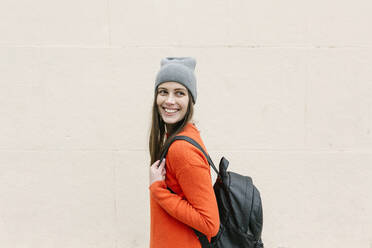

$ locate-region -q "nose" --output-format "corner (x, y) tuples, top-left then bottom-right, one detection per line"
(165, 94), (176, 104)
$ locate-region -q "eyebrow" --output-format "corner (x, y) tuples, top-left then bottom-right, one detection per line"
(158, 87), (186, 91)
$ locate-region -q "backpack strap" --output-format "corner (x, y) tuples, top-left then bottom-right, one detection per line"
(159, 135), (219, 175)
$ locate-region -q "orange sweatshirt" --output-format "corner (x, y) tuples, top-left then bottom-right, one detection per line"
(149, 122), (220, 248)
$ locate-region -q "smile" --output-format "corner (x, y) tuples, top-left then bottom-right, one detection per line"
(162, 107), (179, 116)
(164, 108), (179, 113)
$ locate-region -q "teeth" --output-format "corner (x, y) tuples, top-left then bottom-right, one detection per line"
(165, 108), (178, 113)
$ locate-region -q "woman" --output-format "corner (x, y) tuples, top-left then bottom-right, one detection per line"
(148, 57), (220, 248)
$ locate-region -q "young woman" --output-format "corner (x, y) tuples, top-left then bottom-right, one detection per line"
(148, 57), (220, 248)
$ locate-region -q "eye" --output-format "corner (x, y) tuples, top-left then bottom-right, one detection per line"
(177, 91), (185, 96)
(158, 89), (167, 95)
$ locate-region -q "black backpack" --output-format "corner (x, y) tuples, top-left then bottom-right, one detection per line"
(160, 135), (264, 248)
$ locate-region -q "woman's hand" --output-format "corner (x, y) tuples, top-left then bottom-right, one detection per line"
(150, 159), (166, 186)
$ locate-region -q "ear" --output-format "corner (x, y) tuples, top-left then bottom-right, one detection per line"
(161, 57), (196, 70)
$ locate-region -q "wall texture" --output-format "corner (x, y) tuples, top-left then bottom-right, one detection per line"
(0, 0), (371, 247)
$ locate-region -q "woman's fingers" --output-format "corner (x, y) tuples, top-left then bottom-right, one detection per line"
(150, 160), (160, 169)
(158, 159), (166, 176)
(158, 158), (166, 169)
(149, 159), (166, 186)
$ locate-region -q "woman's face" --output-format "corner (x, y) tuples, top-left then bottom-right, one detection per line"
(156, 81), (189, 126)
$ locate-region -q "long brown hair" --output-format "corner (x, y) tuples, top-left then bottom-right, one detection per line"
(149, 89), (194, 165)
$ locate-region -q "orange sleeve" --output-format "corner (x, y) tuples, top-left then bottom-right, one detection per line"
(149, 141), (220, 238)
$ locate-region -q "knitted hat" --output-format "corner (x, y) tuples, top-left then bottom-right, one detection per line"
(155, 57), (197, 104)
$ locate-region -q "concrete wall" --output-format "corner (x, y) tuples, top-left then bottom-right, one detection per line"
(0, 0), (371, 247)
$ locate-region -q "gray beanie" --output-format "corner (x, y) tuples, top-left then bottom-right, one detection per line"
(155, 57), (197, 104)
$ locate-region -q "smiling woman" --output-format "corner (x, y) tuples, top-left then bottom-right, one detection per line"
(148, 57), (220, 248)
(156, 82), (190, 132)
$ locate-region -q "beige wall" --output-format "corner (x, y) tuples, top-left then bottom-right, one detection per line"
(1, 0), (371, 247)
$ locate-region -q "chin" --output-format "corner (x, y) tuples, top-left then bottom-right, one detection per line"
(163, 118), (180, 125)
